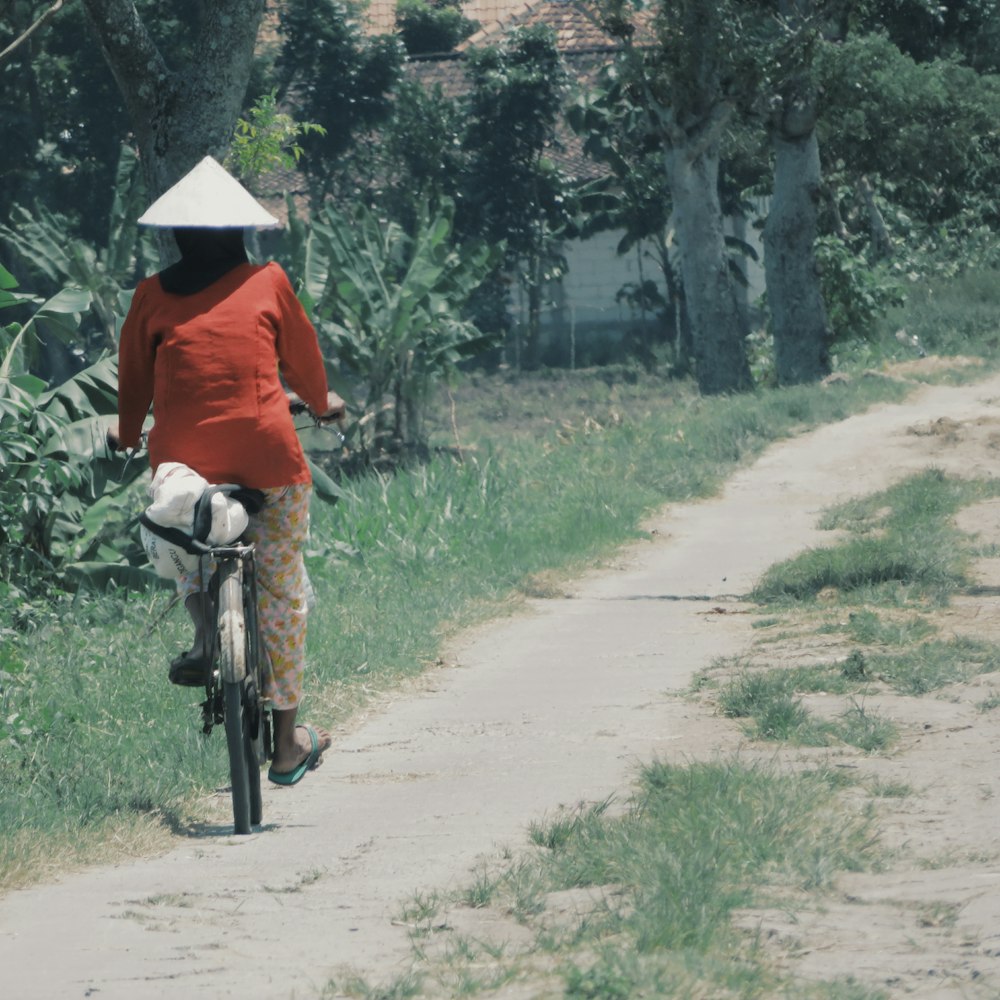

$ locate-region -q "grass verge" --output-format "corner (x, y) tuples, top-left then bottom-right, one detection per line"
(751, 469), (1000, 605)
(699, 468), (1000, 756)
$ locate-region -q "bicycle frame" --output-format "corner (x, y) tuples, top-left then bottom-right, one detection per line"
(196, 544), (271, 753)
(190, 541), (272, 833)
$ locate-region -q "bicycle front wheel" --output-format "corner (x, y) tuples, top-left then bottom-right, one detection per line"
(218, 560), (261, 833)
(223, 680), (254, 834)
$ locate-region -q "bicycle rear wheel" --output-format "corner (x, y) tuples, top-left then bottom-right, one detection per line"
(218, 560), (262, 834)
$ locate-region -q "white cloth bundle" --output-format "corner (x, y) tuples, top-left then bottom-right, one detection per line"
(146, 462), (249, 545)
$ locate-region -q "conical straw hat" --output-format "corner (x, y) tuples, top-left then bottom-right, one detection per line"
(138, 156), (279, 228)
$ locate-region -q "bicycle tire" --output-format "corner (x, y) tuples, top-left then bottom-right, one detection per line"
(241, 556), (265, 826)
(223, 680), (253, 834)
(218, 561), (255, 834)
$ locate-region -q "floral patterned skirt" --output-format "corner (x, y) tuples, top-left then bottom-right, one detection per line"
(177, 483), (313, 709)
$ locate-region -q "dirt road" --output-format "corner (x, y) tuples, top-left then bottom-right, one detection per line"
(3, 366), (1000, 999)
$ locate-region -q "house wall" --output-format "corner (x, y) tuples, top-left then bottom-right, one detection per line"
(508, 217), (766, 368)
(507, 230), (661, 367)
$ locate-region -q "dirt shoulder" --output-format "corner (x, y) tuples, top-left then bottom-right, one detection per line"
(2, 364), (1000, 999)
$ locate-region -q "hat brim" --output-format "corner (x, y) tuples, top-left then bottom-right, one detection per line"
(138, 156), (280, 229)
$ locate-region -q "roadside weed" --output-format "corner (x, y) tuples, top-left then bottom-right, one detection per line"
(460, 868), (499, 910)
(836, 700), (896, 754)
(832, 610), (936, 646)
(717, 667), (790, 718)
(865, 637), (1000, 695)
(324, 970), (425, 1000)
(867, 777), (914, 798)
(976, 691), (1000, 712)
(399, 891), (442, 932)
(527, 796), (614, 852)
(811, 980), (890, 1000)
(753, 470), (1000, 605)
(381, 758), (882, 998)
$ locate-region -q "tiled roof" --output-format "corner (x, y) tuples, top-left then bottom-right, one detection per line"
(363, 0), (536, 36)
(364, 0), (396, 34)
(406, 48), (612, 182)
(404, 1), (639, 183)
(459, 0), (621, 51)
(266, 0), (639, 47)
(256, 0), (645, 206)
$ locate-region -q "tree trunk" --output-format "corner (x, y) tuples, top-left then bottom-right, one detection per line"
(658, 228), (692, 376)
(80, 0), (265, 256)
(764, 59), (832, 386)
(858, 174), (894, 259)
(666, 143), (751, 394)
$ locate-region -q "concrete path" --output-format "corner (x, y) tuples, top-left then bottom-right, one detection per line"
(3, 371), (999, 999)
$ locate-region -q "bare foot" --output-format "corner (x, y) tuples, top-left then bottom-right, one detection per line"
(271, 723), (331, 775)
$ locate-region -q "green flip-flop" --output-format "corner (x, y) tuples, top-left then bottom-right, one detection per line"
(267, 724), (323, 786)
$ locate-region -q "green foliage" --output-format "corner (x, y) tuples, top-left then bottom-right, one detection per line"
(0, 145), (154, 369)
(815, 234), (906, 343)
(0, 269), (153, 601)
(644, 0), (768, 116)
(567, 77), (668, 252)
(459, 24), (574, 363)
(371, 81), (467, 229)
(0, 2), (130, 241)
(817, 34), (1000, 230)
(285, 199), (501, 453)
(226, 89), (327, 183)
(461, 25), (570, 259)
(857, 0), (1000, 73)
(274, 0), (404, 197)
(395, 0), (480, 55)
(0, 1), (210, 244)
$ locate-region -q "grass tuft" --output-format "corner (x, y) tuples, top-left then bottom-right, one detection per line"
(526, 758), (878, 995)
(753, 470), (1000, 605)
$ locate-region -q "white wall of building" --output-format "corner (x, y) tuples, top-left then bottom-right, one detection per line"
(508, 213), (767, 367)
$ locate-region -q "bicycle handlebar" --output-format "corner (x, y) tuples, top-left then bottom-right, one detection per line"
(109, 394), (346, 454)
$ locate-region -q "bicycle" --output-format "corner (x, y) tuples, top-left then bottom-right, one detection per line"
(139, 487), (270, 834)
(127, 402), (344, 835)
(203, 536), (268, 834)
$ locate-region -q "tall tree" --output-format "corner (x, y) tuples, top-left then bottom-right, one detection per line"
(274, 0), (403, 202)
(567, 78), (690, 371)
(395, 0), (480, 56)
(0, 2), (138, 241)
(601, 0), (757, 394)
(763, 0), (832, 385)
(459, 24), (573, 369)
(79, 0), (266, 220)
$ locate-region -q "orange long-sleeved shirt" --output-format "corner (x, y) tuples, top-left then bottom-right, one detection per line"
(117, 261), (329, 488)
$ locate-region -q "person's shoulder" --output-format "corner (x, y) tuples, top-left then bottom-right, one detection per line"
(255, 261), (300, 303)
(131, 273), (160, 303)
(136, 272), (161, 292)
(260, 260), (293, 287)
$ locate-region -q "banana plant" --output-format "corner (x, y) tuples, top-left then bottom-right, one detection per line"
(0, 145), (155, 369)
(1, 268), (154, 596)
(285, 197), (502, 454)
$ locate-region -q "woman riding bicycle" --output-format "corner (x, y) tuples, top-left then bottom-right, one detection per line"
(107, 156), (344, 786)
